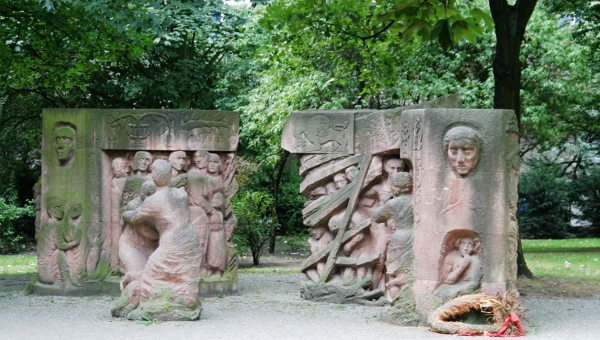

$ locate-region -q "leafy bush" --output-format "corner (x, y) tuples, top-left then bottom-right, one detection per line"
(232, 190), (280, 265)
(518, 161), (574, 239)
(573, 167), (600, 237)
(276, 160), (306, 236)
(0, 195), (34, 254)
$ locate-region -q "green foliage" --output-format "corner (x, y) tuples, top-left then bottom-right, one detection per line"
(521, 7), (600, 152)
(377, 0), (494, 50)
(573, 168), (600, 237)
(518, 160), (575, 239)
(232, 190), (280, 265)
(275, 157), (306, 236)
(0, 194), (34, 254)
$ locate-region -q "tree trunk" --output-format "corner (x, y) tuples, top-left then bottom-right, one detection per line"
(268, 150), (290, 253)
(489, 0), (537, 278)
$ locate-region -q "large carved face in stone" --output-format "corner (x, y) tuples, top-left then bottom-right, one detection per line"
(53, 124), (76, 165)
(444, 126), (482, 176)
(207, 153), (221, 174)
(112, 157), (131, 178)
(133, 151), (152, 172)
(46, 197), (65, 220)
(333, 173), (348, 189)
(169, 151), (187, 172)
(383, 158), (404, 176)
(194, 150), (210, 169)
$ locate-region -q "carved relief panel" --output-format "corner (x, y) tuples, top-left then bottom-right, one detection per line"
(37, 109), (239, 299)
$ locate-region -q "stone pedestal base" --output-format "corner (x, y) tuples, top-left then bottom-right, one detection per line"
(27, 276), (121, 296)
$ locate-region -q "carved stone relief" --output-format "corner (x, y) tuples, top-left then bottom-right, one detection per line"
(282, 111), (354, 154)
(282, 104), (519, 329)
(53, 122), (76, 167)
(36, 109), (240, 306)
(112, 160), (201, 320)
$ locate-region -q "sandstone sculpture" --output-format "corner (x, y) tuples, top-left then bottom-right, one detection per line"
(53, 122), (76, 167)
(281, 96), (520, 328)
(112, 160), (201, 321)
(34, 109), (239, 304)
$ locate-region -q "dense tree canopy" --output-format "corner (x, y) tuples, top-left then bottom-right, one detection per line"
(1, 0), (600, 252)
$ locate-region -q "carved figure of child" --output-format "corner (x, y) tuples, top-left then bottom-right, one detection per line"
(434, 236), (483, 301)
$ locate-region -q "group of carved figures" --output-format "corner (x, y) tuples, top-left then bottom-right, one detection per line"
(301, 126), (484, 303)
(109, 150), (236, 319)
(111, 151), (235, 274)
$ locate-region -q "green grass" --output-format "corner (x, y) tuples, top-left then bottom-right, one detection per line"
(522, 238), (600, 280)
(0, 253), (37, 276)
(239, 267), (302, 274)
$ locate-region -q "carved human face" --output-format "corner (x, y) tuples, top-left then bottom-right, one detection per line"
(47, 198), (64, 220)
(311, 227), (325, 240)
(134, 152), (152, 172)
(112, 158), (131, 178)
(208, 154), (221, 174)
(194, 151), (209, 169)
(447, 140), (479, 176)
(384, 158), (404, 175)
(53, 126), (75, 163)
(345, 166), (358, 182)
(444, 126), (482, 176)
(459, 238), (475, 257)
(169, 151), (187, 172)
(334, 173), (348, 189)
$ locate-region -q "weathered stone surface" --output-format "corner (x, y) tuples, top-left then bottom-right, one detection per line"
(281, 110), (357, 154)
(35, 109), (240, 313)
(105, 110), (238, 151)
(281, 97), (520, 328)
(401, 108), (519, 317)
(112, 160), (202, 321)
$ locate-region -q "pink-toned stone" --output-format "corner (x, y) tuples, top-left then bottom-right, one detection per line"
(282, 100), (520, 327)
(36, 109), (240, 304)
(112, 160), (201, 320)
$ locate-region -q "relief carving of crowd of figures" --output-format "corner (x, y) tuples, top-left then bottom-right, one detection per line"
(111, 150), (238, 279)
(38, 148), (238, 290)
(300, 125), (485, 303)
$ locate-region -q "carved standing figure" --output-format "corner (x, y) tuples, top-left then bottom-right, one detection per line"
(113, 160), (201, 321)
(121, 151), (153, 207)
(373, 172), (413, 302)
(204, 153), (227, 278)
(362, 157), (405, 289)
(37, 198), (84, 287)
(108, 157), (131, 270)
(169, 150), (188, 189)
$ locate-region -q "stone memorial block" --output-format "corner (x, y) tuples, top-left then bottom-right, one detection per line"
(33, 109), (240, 318)
(282, 97), (521, 328)
(381, 108), (519, 325)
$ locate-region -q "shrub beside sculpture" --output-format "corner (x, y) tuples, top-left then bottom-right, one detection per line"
(34, 109), (239, 320)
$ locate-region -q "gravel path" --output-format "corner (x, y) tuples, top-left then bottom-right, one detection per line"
(1, 273), (599, 340)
